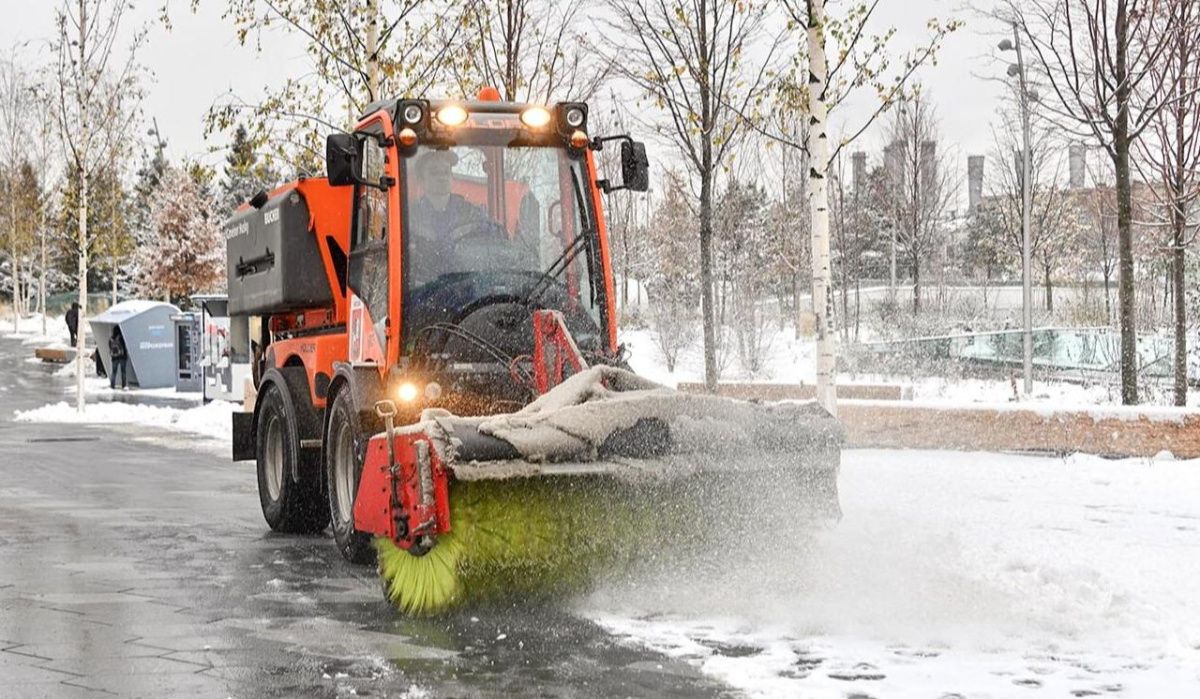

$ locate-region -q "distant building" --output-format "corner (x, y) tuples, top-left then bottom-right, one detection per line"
(968, 155), (985, 214)
(1069, 143), (1086, 189)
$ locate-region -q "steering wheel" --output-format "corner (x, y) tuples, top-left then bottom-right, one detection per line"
(450, 219), (508, 250)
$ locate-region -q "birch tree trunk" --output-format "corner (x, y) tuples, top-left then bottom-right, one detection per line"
(39, 208), (45, 337)
(73, 0), (90, 413)
(10, 195), (17, 332)
(75, 173), (88, 412)
(365, 0), (380, 103)
(1171, 192), (1186, 405)
(807, 0), (836, 415)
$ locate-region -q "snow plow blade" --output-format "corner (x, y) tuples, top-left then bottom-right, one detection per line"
(354, 366), (843, 615)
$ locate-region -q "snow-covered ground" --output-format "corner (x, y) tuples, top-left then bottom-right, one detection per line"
(10, 316), (1199, 696)
(14, 397), (235, 444)
(1, 311), (68, 345)
(13, 335), (236, 446)
(585, 449), (1200, 697)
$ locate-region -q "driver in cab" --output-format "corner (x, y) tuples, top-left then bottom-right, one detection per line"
(407, 149), (489, 286)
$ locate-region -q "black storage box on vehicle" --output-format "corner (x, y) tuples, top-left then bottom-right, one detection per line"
(224, 187), (332, 315)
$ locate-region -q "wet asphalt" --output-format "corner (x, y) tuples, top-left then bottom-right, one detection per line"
(0, 335), (731, 699)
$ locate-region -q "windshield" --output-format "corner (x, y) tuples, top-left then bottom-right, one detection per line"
(400, 134), (602, 349)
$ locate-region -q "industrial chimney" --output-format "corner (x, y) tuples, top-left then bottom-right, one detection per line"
(852, 151), (867, 194)
(1069, 142), (1086, 189)
(920, 140), (937, 191)
(968, 155), (985, 213)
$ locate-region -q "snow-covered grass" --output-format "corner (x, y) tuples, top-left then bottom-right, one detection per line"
(622, 324), (1200, 407)
(14, 398), (235, 443)
(1, 312), (68, 345)
(586, 449), (1200, 697)
(621, 326), (816, 388)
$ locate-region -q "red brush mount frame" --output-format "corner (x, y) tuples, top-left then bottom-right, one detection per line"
(532, 309), (588, 394)
(353, 429), (451, 553)
(352, 309), (589, 554)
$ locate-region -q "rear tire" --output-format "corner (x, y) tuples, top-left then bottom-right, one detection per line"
(325, 387), (376, 564)
(256, 382), (329, 533)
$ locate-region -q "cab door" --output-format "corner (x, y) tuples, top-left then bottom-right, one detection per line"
(347, 123), (398, 366)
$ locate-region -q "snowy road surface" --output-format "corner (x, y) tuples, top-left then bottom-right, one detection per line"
(586, 449), (1200, 697)
(4, 332), (1200, 697)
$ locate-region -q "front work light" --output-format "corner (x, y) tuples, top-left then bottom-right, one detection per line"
(521, 106), (552, 128)
(397, 382), (420, 402)
(564, 106), (586, 128)
(436, 104), (468, 126)
(402, 103), (424, 124)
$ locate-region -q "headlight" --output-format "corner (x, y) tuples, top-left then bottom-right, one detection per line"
(520, 106), (552, 128)
(436, 104), (468, 126)
(397, 382), (420, 402)
(402, 103), (423, 124)
(564, 106), (585, 128)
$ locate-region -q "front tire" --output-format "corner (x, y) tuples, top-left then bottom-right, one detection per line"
(256, 381), (329, 533)
(325, 388), (376, 564)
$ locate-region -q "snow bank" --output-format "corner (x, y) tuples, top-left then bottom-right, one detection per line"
(587, 449), (1200, 697)
(14, 399), (235, 443)
(2, 313), (67, 343)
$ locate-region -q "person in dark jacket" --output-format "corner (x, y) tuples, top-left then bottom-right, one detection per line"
(108, 327), (128, 390)
(65, 302), (80, 346)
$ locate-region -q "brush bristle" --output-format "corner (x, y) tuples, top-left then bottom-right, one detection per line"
(375, 477), (642, 616)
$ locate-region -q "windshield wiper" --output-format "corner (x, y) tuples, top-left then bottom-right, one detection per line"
(520, 171), (596, 308)
(520, 235), (587, 307)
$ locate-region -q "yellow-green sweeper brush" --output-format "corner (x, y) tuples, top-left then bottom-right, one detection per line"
(356, 367), (842, 616)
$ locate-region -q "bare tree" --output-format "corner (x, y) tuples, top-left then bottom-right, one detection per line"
(1134, 0), (1200, 405)
(1006, 0), (1185, 404)
(881, 92), (955, 314)
(764, 0), (960, 412)
(829, 150), (885, 341)
(28, 86), (61, 338)
(760, 129), (811, 337)
(983, 89), (1086, 312)
(644, 171), (699, 373)
(0, 55), (32, 330)
(50, 0), (144, 411)
(602, 0), (778, 391)
(203, 0), (468, 173)
(450, 0), (610, 102)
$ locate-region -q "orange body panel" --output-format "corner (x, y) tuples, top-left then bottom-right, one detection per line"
(585, 149), (620, 353)
(269, 331), (349, 409)
(295, 179), (354, 325)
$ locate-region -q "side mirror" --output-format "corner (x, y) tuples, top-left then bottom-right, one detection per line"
(620, 140), (649, 192)
(326, 133), (360, 187)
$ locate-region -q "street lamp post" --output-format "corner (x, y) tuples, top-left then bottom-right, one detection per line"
(1000, 26), (1034, 396)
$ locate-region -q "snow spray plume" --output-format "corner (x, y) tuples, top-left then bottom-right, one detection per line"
(375, 464), (839, 617)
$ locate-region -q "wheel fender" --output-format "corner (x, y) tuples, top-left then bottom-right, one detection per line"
(258, 366), (323, 484)
(322, 363), (386, 465)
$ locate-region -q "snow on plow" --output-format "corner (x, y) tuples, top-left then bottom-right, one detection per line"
(354, 366), (844, 615)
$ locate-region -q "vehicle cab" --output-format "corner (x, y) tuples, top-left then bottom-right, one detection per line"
(324, 88), (649, 412)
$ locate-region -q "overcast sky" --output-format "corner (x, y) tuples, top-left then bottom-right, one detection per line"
(1, 0), (1007, 200)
